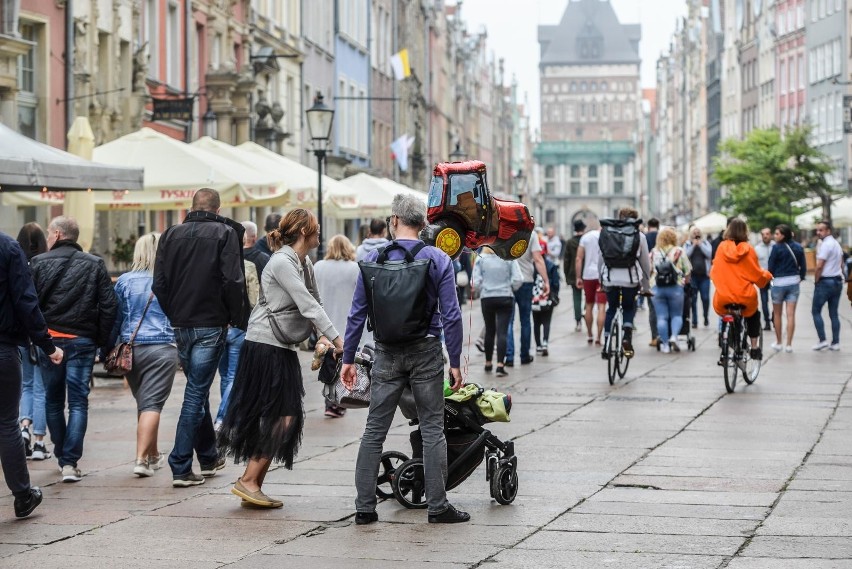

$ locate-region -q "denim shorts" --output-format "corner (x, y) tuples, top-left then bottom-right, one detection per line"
(771, 283), (800, 304)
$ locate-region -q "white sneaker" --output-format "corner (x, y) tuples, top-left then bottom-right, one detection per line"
(829, 343), (840, 351)
(812, 341), (830, 351)
(770, 342), (783, 352)
(61, 464), (82, 482)
(784, 345), (793, 353)
(660, 343), (671, 354)
(147, 452), (165, 470)
(133, 459), (154, 478)
(31, 442), (51, 460)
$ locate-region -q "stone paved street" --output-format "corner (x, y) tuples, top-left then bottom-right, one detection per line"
(1, 281), (850, 568)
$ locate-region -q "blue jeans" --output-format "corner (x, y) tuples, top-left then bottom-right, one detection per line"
(40, 337), (97, 468)
(604, 286), (637, 333)
(169, 327), (226, 477)
(354, 337), (448, 515)
(18, 346), (46, 436)
(505, 282), (534, 363)
(216, 328), (245, 424)
(690, 274), (711, 325)
(812, 278), (843, 344)
(653, 285), (684, 344)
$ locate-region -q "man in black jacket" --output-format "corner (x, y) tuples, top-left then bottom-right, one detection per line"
(153, 188), (249, 487)
(0, 231), (63, 517)
(30, 216), (117, 483)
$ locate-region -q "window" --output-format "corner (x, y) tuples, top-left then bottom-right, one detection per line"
(613, 163), (624, 195)
(590, 81), (597, 91)
(580, 81), (587, 92)
(16, 23), (37, 139)
(588, 165), (598, 178)
(588, 181), (598, 195)
(545, 182), (556, 195)
(545, 210), (556, 224)
(798, 54), (804, 89)
(601, 81), (607, 91)
(788, 58), (794, 93)
(545, 165), (555, 178)
(570, 181), (581, 195)
(571, 165), (580, 177)
(591, 102), (596, 118)
(833, 39), (841, 76)
(146, 0), (158, 78)
(570, 81), (577, 92)
(780, 59), (787, 93)
(167, 2), (180, 86)
(778, 10), (785, 35)
(797, 3), (804, 26)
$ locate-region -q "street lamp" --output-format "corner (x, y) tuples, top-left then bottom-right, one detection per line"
(449, 141), (467, 162)
(306, 91), (335, 259)
(202, 108), (217, 138)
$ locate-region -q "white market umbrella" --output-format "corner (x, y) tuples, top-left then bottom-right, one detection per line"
(339, 172), (427, 218)
(690, 211), (729, 234)
(91, 128), (284, 210)
(795, 197), (852, 229)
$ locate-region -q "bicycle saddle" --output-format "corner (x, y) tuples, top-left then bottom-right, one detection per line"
(724, 303), (746, 311)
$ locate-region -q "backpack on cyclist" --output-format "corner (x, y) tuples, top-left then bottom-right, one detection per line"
(599, 218), (643, 284)
(655, 249), (682, 287)
(358, 241), (434, 344)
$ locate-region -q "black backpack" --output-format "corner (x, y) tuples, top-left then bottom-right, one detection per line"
(655, 249), (682, 287)
(359, 241), (434, 344)
(599, 218), (642, 270)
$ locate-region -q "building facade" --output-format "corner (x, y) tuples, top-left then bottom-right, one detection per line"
(535, 0), (642, 233)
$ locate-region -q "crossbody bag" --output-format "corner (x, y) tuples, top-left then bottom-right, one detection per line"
(104, 292), (154, 375)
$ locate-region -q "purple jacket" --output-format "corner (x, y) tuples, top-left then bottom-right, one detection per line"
(343, 239), (462, 367)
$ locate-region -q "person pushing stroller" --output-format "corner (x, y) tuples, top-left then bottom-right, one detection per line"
(341, 194), (469, 525)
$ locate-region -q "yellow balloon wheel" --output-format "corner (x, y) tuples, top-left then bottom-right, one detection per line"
(510, 239), (528, 258)
(435, 227), (462, 257)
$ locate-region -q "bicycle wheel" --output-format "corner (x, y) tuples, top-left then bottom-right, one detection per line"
(607, 319), (619, 385)
(743, 328), (762, 385)
(617, 322), (630, 379)
(721, 321), (738, 393)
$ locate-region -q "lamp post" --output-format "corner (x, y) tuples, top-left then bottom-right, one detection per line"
(449, 141), (467, 162)
(306, 91), (335, 259)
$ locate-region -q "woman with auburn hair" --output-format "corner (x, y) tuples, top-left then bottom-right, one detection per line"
(217, 209), (342, 508)
(112, 233), (179, 477)
(650, 227), (692, 353)
(710, 218), (772, 361)
(313, 234), (360, 418)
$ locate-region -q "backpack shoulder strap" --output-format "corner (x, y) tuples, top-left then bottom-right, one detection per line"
(376, 240), (415, 264)
(409, 241), (427, 258)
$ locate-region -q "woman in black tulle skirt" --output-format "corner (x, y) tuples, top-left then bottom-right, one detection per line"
(217, 209), (342, 508)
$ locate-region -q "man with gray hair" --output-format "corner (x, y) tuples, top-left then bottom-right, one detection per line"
(342, 193), (469, 525)
(242, 221), (269, 277)
(30, 216), (118, 483)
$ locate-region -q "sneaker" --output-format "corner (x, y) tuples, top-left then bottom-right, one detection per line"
(704, 318), (709, 327)
(601, 348), (610, 360)
(770, 342), (783, 352)
(669, 340), (680, 353)
(504, 360), (514, 367)
(574, 321), (582, 332)
(31, 442), (51, 461)
(133, 459), (154, 478)
(541, 347), (549, 357)
(21, 427), (31, 457)
(520, 356), (534, 365)
(14, 487), (42, 518)
(61, 465), (82, 483)
(355, 511), (379, 525)
(622, 330), (634, 358)
(495, 366), (508, 377)
(750, 348), (763, 360)
(147, 452), (165, 470)
(535, 346), (543, 354)
(785, 345), (793, 353)
(829, 343), (840, 351)
(763, 323), (772, 331)
(428, 503), (470, 524)
(200, 457), (226, 477)
(812, 341), (830, 351)
(660, 342), (671, 354)
(474, 340), (485, 353)
(172, 472), (205, 487)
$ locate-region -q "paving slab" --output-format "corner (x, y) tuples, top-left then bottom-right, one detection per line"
(742, 536), (852, 559)
(516, 529), (743, 556)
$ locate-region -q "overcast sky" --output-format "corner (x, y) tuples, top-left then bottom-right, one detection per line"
(457, 0), (689, 131)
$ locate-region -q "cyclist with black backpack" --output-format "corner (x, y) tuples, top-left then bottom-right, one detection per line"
(597, 207), (652, 359)
(342, 194), (469, 525)
(650, 227), (693, 353)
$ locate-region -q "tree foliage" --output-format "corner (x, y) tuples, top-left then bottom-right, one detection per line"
(713, 126), (837, 230)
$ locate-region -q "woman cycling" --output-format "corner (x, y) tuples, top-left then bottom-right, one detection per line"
(767, 224), (806, 352)
(709, 219), (772, 361)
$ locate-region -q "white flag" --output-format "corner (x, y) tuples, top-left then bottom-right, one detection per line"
(390, 134), (416, 171)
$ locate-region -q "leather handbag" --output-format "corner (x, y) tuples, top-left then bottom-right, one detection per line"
(104, 293), (154, 375)
(258, 258), (315, 345)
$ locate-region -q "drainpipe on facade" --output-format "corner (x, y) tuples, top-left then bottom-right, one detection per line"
(64, 0), (74, 145)
(184, 0), (192, 141)
(391, 0), (398, 182)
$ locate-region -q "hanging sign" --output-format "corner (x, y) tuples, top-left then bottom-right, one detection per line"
(152, 97), (194, 122)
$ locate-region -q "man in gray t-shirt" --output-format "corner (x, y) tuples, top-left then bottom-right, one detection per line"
(505, 237), (549, 366)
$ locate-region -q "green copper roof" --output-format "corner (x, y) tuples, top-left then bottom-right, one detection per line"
(534, 140), (635, 166)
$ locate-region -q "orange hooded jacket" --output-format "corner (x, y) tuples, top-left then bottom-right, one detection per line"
(710, 240), (772, 318)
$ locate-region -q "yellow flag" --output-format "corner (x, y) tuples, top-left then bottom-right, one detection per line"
(390, 48), (411, 80)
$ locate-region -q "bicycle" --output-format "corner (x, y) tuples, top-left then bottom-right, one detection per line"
(602, 288), (633, 385)
(719, 303), (763, 393)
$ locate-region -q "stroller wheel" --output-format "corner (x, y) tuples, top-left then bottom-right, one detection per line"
(376, 451), (409, 499)
(391, 459), (428, 509)
(490, 464), (519, 505)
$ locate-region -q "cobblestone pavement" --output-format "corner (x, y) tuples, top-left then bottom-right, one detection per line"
(1, 281), (850, 568)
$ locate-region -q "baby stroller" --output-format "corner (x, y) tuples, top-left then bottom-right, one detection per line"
(375, 384), (519, 507)
(655, 283), (696, 352)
